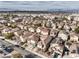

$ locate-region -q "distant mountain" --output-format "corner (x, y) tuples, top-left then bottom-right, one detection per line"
(48, 9), (79, 13)
(0, 1), (79, 13)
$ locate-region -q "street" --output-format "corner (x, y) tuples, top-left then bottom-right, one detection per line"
(0, 39), (41, 58)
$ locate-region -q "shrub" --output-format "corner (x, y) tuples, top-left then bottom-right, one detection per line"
(4, 33), (14, 39)
(75, 26), (79, 33)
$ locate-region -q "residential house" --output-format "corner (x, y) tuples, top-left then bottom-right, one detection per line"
(69, 32), (79, 42)
(46, 19), (52, 28)
(41, 27), (50, 35)
(14, 30), (24, 37)
(63, 23), (71, 32)
(36, 27), (41, 33)
(40, 35), (48, 41)
(49, 43), (63, 58)
(58, 30), (69, 41)
(65, 16), (71, 20)
(42, 20), (47, 27)
(17, 23), (24, 30)
(19, 31), (34, 42)
(37, 41), (44, 50)
(36, 27), (49, 35)
(69, 43), (78, 57)
(41, 36), (53, 52)
(50, 29), (59, 38)
(11, 16), (23, 22)
(49, 37), (64, 53)
(70, 23), (77, 31)
(0, 50), (5, 58)
(27, 33), (40, 49)
(51, 22), (56, 29)
(11, 27), (20, 32)
(0, 19), (7, 24)
(57, 22), (64, 29)
(28, 27), (35, 33)
(2, 28), (12, 34)
(73, 16), (79, 22)
(23, 25), (28, 31)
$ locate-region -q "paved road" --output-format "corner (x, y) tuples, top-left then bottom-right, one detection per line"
(0, 39), (41, 58)
(0, 40), (10, 55)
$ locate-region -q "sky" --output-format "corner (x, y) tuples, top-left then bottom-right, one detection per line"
(0, 1), (79, 11)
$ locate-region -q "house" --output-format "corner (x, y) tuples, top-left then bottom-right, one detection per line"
(46, 19), (52, 28)
(17, 23), (24, 30)
(70, 24), (77, 31)
(2, 28), (12, 34)
(49, 43), (63, 58)
(41, 36), (53, 52)
(63, 24), (70, 32)
(42, 20), (46, 27)
(0, 19), (7, 24)
(28, 27), (35, 33)
(19, 31), (34, 42)
(51, 22), (56, 29)
(14, 30), (24, 37)
(0, 50), (5, 58)
(69, 32), (79, 42)
(41, 27), (50, 35)
(73, 16), (79, 22)
(11, 17), (23, 22)
(11, 27), (20, 32)
(49, 43), (58, 53)
(36, 27), (41, 33)
(33, 19), (41, 26)
(58, 30), (69, 41)
(50, 29), (59, 38)
(23, 26), (28, 31)
(40, 35), (48, 41)
(68, 43), (78, 57)
(72, 21), (77, 25)
(57, 22), (64, 29)
(36, 27), (50, 35)
(27, 33), (40, 49)
(37, 41), (43, 50)
(77, 23), (79, 27)
(65, 16), (71, 20)
(49, 37), (64, 53)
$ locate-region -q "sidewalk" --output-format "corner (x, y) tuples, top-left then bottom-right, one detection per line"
(25, 47), (48, 58)
(5, 39), (19, 45)
(4, 39), (48, 58)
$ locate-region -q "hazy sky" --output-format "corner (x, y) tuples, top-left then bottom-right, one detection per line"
(0, 1), (79, 11)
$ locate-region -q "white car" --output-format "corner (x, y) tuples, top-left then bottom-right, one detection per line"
(0, 45), (3, 50)
(0, 44), (5, 50)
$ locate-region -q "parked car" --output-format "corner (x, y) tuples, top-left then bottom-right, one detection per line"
(2, 39), (5, 40)
(15, 45), (20, 47)
(0, 45), (3, 50)
(0, 44), (5, 50)
(4, 46), (14, 53)
(21, 47), (25, 50)
(0, 50), (3, 53)
(24, 54), (35, 58)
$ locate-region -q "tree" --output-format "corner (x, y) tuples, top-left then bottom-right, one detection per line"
(3, 14), (10, 20)
(4, 32), (14, 39)
(62, 17), (68, 20)
(54, 17), (58, 20)
(12, 52), (23, 58)
(11, 23), (17, 28)
(75, 26), (79, 33)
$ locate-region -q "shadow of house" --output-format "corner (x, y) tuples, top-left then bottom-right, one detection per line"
(77, 46), (79, 54)
(24, 54), (38, 58)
